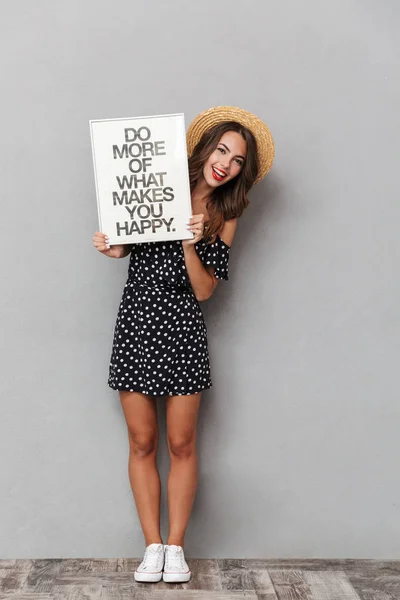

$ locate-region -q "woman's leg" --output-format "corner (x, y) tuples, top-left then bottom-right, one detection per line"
(119, 390), (162, 546)
(165, 392), (202, 548)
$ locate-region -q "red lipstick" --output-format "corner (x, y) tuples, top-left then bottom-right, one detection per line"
(212, 167), (227, 182)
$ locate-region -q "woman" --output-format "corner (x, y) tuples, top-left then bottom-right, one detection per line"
(92, 106), (274, 583)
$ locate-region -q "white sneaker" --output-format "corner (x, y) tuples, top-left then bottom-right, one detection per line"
(163, 544), (191, 583)
(134, 543), (164, 582)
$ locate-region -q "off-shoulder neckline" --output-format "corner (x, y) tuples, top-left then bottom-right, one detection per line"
(197, 233), (231, 249)
(215, 233), (231, 249)
(201, 222), (232, 249)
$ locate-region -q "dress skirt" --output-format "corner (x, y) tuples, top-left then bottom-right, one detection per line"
(107, 235), (231, 396)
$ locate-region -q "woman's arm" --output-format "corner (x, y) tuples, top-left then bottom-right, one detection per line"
(183, 218), (237, 301)
(118, 244), (134, 258)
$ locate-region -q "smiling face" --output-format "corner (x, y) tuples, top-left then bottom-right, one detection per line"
(202, 131), (247, 188)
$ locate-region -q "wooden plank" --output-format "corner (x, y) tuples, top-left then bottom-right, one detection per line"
(1, 595), (52, 600)
(52, 583), (102, 600)
(249, 568), (278, 599)
(268, 569), (312, 599)
(55, 572), (136, 586)
(240, 560), (400, 575)
(101, 589), (257, 600)
(0, 560), (17, 569)
(347, 572), (400, 600)
(116, 558), (137, 572)
(0, 560), (34, 596)
(22, 559), (61, 595)
(184, 559), (223, 590)
(303, 570), (361, 599)
(58, 559), (119, 574)
(218, 559), (277, 598)
(359, 592), (397, 600)
(218, 559), (255, 591)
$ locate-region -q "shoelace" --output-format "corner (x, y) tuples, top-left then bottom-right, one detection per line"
(139, 545), (163, 571)
(165, 545), (187, 571)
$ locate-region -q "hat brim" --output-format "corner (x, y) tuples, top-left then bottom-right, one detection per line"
(186, 105), (275, 184)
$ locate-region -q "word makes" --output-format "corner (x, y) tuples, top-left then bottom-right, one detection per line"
(113, 188), (174, 205)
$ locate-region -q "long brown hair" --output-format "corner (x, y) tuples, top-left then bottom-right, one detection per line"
(188, 121), (259, 243)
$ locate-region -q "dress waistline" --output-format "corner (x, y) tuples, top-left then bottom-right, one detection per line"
(126, 276), (192, 294)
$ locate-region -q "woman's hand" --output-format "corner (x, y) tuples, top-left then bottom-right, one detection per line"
(182, 214), (205, 248)
(92, 232), (128, 259)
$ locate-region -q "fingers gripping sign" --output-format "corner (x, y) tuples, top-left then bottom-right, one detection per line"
(182, 213), (205, 247)
(92, 231), (128, 259)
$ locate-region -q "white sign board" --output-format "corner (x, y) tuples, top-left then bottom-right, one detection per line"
(89, 113), (193, 244)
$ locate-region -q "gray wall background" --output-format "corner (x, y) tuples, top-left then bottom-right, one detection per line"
(1, 0), (399, 559)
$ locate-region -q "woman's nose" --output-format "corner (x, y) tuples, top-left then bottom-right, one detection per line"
(219, 159), (229, 171)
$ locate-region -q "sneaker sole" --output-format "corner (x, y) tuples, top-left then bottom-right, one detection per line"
(163, 571), (191, 583)
(134, 570), (163, 583)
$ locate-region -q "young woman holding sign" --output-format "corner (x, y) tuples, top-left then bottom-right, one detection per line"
(92, 106), (274, 583)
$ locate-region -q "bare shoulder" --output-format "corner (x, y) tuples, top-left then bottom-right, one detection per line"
(218, 218), (238, 247)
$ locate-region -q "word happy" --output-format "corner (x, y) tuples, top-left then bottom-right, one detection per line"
(112, 126), (177, 238)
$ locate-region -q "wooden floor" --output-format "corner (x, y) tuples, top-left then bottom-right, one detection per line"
(1, 558), (400, 599)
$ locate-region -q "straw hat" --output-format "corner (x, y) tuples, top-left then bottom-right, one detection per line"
(186, 105), (275, 184)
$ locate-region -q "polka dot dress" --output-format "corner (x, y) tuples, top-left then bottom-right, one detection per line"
(107, 234), (230, 396)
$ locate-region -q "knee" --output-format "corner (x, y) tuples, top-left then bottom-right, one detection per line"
(168, 435), (196, 459)
(128, 430), (157, 458)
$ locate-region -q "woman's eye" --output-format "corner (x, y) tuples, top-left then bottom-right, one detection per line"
(218, 147), (225, 154)
(236, 159), (243, 166)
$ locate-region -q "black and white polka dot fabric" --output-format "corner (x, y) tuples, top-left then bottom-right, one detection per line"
(108, 234), (230, 396)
